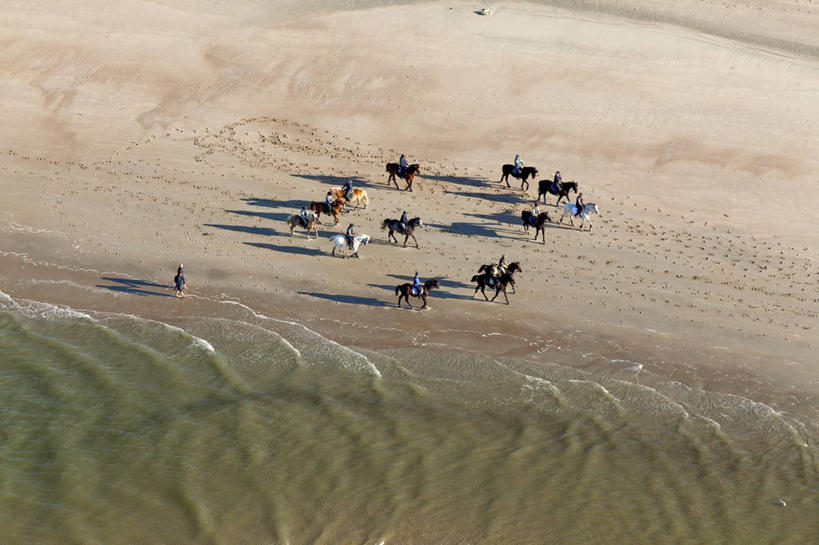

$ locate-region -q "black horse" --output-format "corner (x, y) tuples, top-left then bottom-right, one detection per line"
(471, 262), (522, 304)
(538, 180), (577, 205)
(386, 163), (420, 191)
(395, 278), (439, 309)
(499, 165), (538, 191)
(521, 211), (553, 244)
(381, 217), (424, 248)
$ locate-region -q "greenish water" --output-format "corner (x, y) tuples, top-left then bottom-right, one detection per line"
(0, 291), (816, 544)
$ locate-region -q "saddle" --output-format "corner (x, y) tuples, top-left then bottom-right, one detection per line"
(488, 277), (496, 287)
(411, 286), (419, 296)
(551, 182), (560, 193)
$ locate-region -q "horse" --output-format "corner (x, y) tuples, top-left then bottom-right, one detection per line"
(471, 262), (522, 304)
(329, 233), (370, 258)
(309, 198), (345, 224)
(476, 261), (521, 294)
(385, 163), (420, 191)
(381, 217), (424, 248)
(331, 188), (369, 210)
(499, 165), (538, 191)
(521, 211), (553, 244)
(285, 213), (319, 239)
(538, 180), (577, 205)
(395, 278), (439, 309)
(559, 202), (599, 230)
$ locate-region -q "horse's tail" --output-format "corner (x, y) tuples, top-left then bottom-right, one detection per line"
(471, 275), (480, 283)
(361, 191), (368, 205)
(395, 285), (400, 295)
(381, 219), (389, 230)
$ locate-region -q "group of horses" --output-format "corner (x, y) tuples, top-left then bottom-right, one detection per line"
(284, 159), (596, 309)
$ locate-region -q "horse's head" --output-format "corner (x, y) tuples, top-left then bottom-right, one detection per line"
(360, 234), (370, 245)
(508, 262), (522, 274)
(410, 218), (423, 228)
(424, 279), (439, 290)
(529, 167), (538, 178)
(409, 164), (420, 174)
(588, 203), (599, 214)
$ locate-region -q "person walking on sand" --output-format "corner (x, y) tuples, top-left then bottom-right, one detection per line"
(325, 191), (334, 213)
(174, 265), (187, 298)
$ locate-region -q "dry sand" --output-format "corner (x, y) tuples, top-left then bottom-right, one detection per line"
(1, 0), (818, 423)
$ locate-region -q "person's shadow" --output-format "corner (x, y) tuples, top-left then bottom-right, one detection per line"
(96, 277), (175, 297)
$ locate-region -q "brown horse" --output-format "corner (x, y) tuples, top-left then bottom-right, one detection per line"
(395, 278), (439, 309)
(331, 188), (369, 209)
(309, 199), (345, 224)
(471, 262), (522, 304)
(521, 211), (553, 244)
(499, 165), (538, 191)
(385, 163), (420, 191)
(285, 214), (319, 239)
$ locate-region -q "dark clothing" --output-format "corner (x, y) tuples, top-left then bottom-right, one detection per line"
(399, 157), (408, 175)
(575, 197), (584, 217)
(342, 182), (353, 199)
(174, 273), (185, 291)
(399, 212), (408, 232)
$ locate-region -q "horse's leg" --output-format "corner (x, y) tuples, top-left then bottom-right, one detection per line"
(420, 293), (428, 309)
(388, 230), (397, 244)
(403, 232), (408, 248)
(411, 233), (419, 248)
(332, 246), (336, 256)
(481, 285), (489, 301)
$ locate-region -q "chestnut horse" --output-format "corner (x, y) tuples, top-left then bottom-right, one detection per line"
(395, 278), (439, 309)
(385, 163), (420, 191)
(499, 165), (538, 191)
(331, 188), (369, 209)
(309, 198), (345, 224)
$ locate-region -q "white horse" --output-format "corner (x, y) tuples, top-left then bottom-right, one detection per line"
(329, 233), (370, 258)
(559, 202), (599, 230)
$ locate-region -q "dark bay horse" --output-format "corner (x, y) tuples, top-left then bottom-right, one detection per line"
(521, 211), (553, 244)
(471, 262), (522, 304)
(396, 278), (439, 309)
(538, 180), (577, 205)
(385, 163), (420, 191)
(309, 199), (345, 224)
(499, 165), (538, 191)
(381, 217), (424, 248)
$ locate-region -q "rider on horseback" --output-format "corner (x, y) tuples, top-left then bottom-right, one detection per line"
(299, 206), (310, 227)
(552, 170), (562, 193)
(399, 210), (408, 233)
(399, 154), (408, 176)
(530, 201), (540, 225)
(412, 271), (422, 296)
(498, 255), (508, 276)
(342, 179), (353, 200)
(346, 224), (355, 249)
(513, 154), (524, 175)
(574, 192), (585, 217)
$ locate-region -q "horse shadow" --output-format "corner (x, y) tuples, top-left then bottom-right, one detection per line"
(225, 209), (291, 222)
(420, 174), (488, 189)
(241, 198), (311, 210)
(426, 221), (516, 240)
(96, 277), (174, 297)
(464, 210), (520, 226)
(244, 242), (324, 257)
(446, 190), (527, 205)
(386, 274), (471, 289)
(204, 223), (279, 237)
(290, 174), (382, 191)
(298, 291), (390, 308)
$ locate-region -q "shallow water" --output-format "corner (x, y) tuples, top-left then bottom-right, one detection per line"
(0, 291), (816, 544)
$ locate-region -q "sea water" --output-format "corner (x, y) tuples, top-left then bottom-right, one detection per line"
(0, 291), (816, 544)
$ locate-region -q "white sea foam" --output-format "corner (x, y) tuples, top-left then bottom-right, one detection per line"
(0, 289), (18, 308)
(219, 299), (381, 378)
(568, 379), (621, 404)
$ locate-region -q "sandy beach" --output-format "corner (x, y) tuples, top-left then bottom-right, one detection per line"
(2, 1), (819, 540)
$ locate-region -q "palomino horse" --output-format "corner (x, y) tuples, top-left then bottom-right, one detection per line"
(559, 202), (599, 230)
(331, 188), (369, 210)
(385, 163), (420, 191)
(471, 262), (522, 304)
(395, 278), (439, 309)
(309, 199), (345, 224)
(381, 217), (424, 248)
(521, 211), (553, 244)
(499, 165), (538, 191)
(285, 213), (319, 239)
(538, 180), (577, 206)
(329, 233), (370, 258)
